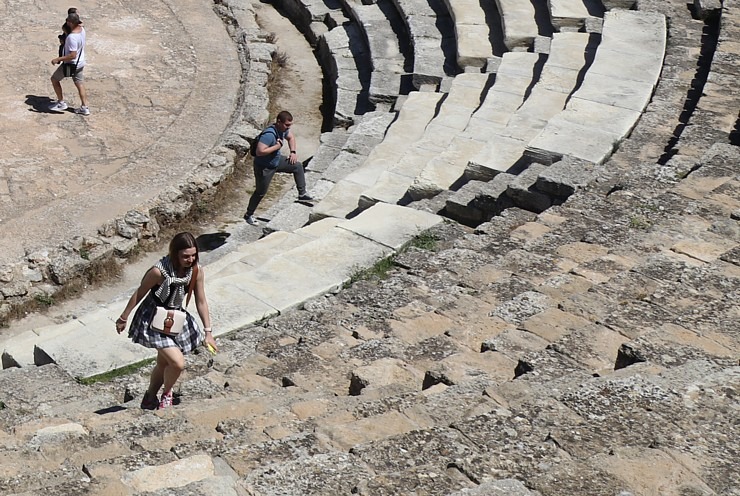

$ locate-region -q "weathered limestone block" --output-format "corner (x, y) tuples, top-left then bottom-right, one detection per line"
(48, 252), (91, 285)
(506, 163), (552, 213)
(349, 357), (423, 395)
(535, 156), (597, 198)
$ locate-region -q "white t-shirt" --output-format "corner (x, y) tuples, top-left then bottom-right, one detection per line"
(64, 28), (86, 68)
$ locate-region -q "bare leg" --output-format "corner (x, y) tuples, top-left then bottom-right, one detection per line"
(51, 78), (63, 101)
(74, 80), (87, 107)
(159, 346), (186, 394)
(146, 353), (167, 396)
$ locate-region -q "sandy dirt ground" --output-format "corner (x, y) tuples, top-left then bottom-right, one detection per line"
(0, 1), (323, 343)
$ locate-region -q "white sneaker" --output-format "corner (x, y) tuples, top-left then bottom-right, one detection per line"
(75, 105), (90, 116)
(245, 215), (259, 225)
(49, 101), (68, 111)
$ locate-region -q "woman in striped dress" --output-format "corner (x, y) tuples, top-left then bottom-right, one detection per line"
(115, 232), (218, 409)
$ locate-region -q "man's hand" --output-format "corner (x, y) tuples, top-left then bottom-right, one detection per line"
(51, 57), (59, 65)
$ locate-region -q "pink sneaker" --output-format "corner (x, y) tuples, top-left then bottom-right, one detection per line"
(158, 390), (173, 409)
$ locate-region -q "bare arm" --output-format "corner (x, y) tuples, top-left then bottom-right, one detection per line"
(52, 50), (77, 65)
(115, 268), (163, 333)
(256, 137), (283, 157)
(287, 131), (298, 164)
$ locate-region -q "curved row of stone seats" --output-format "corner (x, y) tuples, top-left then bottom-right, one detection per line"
(672, 0), (740, 159)
(4, 203), (442, 379)
(526, 9), (667, 164)
(318, 22), (373, 127)
(465, 32), (596, 181)
(443, 0), (496, 69)
(495, 0), (540, 50)
(309, 92), (444, 222)
(264, 111), (396, 233)
(357, 71), (497, 207)
(403, 52), (541, 201)
(340, 0), (410, 107)
(549, 0), (605, 31)
(356, 53), (535, 207)
(390, 0), (461, 88)
(279, 0), (349, 45)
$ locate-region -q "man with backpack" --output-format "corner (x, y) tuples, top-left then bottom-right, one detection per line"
(244, 110), (313, 225)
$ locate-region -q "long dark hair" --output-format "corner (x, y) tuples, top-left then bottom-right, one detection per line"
(168, 232), (199, 269)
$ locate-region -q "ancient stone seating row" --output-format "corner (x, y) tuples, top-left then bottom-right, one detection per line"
(465, 32), (596, 181)
(495, 0), (540, 50)
(549, 0), (604, 31)
(526, 9), (667, 164)
(390, 0), (459, 88)
(443, 0), (495, 69)
(317, 22), (372, 127)
(309, 92), (444, 222)
(356, 72), (494, 210)
(3, 202), (442, 376)
(672, 0), (739, 159)
(339, 0), (409, 107)
(405, 53), (543, 201)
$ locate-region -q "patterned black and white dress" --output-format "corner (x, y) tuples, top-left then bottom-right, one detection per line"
(128, 256), (203, 354)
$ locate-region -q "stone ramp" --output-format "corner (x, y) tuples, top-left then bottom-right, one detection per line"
(6, 203), (442, 379)
(526, 10), (667, 164)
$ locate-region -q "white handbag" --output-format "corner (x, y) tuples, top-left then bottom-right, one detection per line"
(151, 307), (187, 335)
(150, 265), (198, 335)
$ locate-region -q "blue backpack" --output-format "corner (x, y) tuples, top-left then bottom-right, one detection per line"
(249, 127), (278, 157)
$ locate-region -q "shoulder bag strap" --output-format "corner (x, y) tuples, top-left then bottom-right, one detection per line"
(185, 264), (199, 307)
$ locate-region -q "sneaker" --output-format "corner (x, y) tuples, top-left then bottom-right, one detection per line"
(49, 101), (67, 111)
(140, 391), (159, 410)
(298, 194), (314, 202)
(75, 105), (90, 116)
(244, 214), (259, 225)
(158, 390), (173, 409)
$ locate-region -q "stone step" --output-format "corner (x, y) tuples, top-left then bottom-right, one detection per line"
(495, 0), (539, 50)
(406, 52), (543, 199)
(317, 22), (372, 127)
(526, 10), (666, 164)
(341, 0), (410, 105)
(311, 91), (443, 221)
(443, 0), (496, 69)
(549, 0), (604, 31)
(466, 33), (592, 180)
(392, 0), (459, 88)
(359, 72), (491, 206)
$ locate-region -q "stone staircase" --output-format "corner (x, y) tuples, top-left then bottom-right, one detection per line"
(0, 0), (738, 494)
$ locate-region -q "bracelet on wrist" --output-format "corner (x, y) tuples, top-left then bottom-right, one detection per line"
(204, 327), (212, 333)
(117, 317), (127, 323)
(290, 150), (296, 154)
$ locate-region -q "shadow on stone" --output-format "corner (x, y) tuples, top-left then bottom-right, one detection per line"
(24, 94), (67, 114)
(196, 232), (231, 252)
